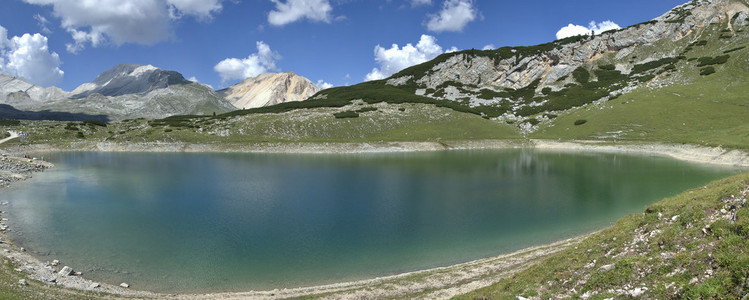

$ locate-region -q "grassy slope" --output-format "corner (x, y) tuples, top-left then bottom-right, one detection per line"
(462, 173), (749, 299)
(532, 21), (749, 149)
(1, 102), (521, 147)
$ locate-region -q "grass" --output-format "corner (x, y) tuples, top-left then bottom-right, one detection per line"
(3, 103), (522, 146)
(461, 173), (749, 299)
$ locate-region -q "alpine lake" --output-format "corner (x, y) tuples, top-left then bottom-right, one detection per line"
(0, 149), (743, 293)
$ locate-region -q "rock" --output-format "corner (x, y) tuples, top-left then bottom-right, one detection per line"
(51, 259), (59, 266)
(599, 264), (616, 272)
(58, 266), (73, 276)
(120, 282), (130, 288)
(88, 282), (100, 290)
(516, 297), (529, 300)
(18, 279), (27, 286)
(671, 215), (679, 221)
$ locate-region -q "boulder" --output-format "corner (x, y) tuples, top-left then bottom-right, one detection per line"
(58, 266), (73, 276)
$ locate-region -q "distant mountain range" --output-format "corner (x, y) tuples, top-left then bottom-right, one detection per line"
(0, 64), (322, 121)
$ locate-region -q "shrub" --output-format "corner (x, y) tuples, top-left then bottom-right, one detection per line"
(76, 131), (85, 139)
(165, 129), (173, 133)
(64, 122), (79, 131)
(723, 46), (745, 54)
(333, 111), (359, 119)
(0, 119), (21, 126)
(572, 67), (590, 83)
(574, 119), (588, 126)
(83, 120), (107, 127)
(632, 57), (678, 74)
(598, 64), (616, 71)
(541, 87), (552, 95)
(398, 108), (406, 112)
(700, 66), (716, 76)
(478, 88), (509, 99)
(356, 107), (378, 113)
(524, 118), (540, 125)
(696, 55), (730, 67)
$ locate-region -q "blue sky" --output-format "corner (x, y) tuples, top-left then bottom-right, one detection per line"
(0, 0), (687, 91)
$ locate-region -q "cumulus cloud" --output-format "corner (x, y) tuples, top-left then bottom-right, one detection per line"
(426, 0), (477, 32)
(482, 44), (495, 50)
(0, 25), (64, 87)
(214, 41), (280, 85)
(268, 0), (333, 26)
(365, 34), (445, 81)
(556, 20), (621, 40)
(316, 79), (333, 89)
(23, 0), (224, 53)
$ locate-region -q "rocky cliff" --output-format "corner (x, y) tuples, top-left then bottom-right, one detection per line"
(219, 72), (320, 109)
(392, 0), (748, 90)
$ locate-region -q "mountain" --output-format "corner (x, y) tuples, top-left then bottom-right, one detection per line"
(0, 64), (236, 120)
(218, 72), (321, 109)
(290, 0), (748, 136)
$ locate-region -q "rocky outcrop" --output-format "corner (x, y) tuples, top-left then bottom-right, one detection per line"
(219, 72), (320, 109)
(404, 0), (749, 90)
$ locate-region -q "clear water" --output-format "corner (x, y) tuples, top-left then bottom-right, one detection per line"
(0, 150), (743, 293)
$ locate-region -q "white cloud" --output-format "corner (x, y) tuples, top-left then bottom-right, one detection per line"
(188, 76), (214, 90)
(426, 0), (477, 32)
(0, 25), (64, 87)
(445, 46), (459, 53)
(268, 0), (333, 26)
(166, 0), (223, 19)
(482, 44), (494, 50)
(214, 41), (280, 85)
(411, 0), (432, 6)
(556, 20), (621, 40)
(316, 79), (333, 89)
(34, 14), (53, 34)
(23, 0), (224, 53)
(365, 34), (445, 81)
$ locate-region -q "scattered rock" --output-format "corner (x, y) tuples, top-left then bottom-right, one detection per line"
(58, 266), (73, 276)
(599, 264), (616, 272)
(51, 259), (59, 266)
(18, 279), (27, 286)
(120, 282), (130, 288)
(88, 282), (100, 290)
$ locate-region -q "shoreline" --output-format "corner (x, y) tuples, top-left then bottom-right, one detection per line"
(0, 139), (747, 298)
(6, 139), (749, 167)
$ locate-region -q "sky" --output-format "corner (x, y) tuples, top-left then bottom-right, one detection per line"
(0, 0), (688, 91)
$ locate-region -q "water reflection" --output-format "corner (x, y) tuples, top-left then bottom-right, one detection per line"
(1, 150), (743, 292)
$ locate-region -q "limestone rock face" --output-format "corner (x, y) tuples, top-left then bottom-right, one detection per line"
(405, 0), (749, 91)
(220, 72), (321, 109)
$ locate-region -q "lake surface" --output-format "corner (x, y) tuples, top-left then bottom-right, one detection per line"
(0, 150), (743, 293)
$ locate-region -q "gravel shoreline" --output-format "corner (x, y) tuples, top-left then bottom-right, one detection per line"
(0, 139), (747, 299)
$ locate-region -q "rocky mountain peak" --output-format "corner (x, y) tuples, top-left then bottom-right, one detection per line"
(219, 72), (321, 109)
(72, 64), (191, 99)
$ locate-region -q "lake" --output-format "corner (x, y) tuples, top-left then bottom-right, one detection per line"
(0, 150), (743, 293)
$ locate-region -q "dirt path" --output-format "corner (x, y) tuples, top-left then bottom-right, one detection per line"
(0, 131), (19, 145)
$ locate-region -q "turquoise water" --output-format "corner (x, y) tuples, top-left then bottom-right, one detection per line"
(0, 150), (743, 293)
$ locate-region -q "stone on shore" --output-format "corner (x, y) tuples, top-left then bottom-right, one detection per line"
(120, 282), (130, 288)
(58, 266), (73, 276)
